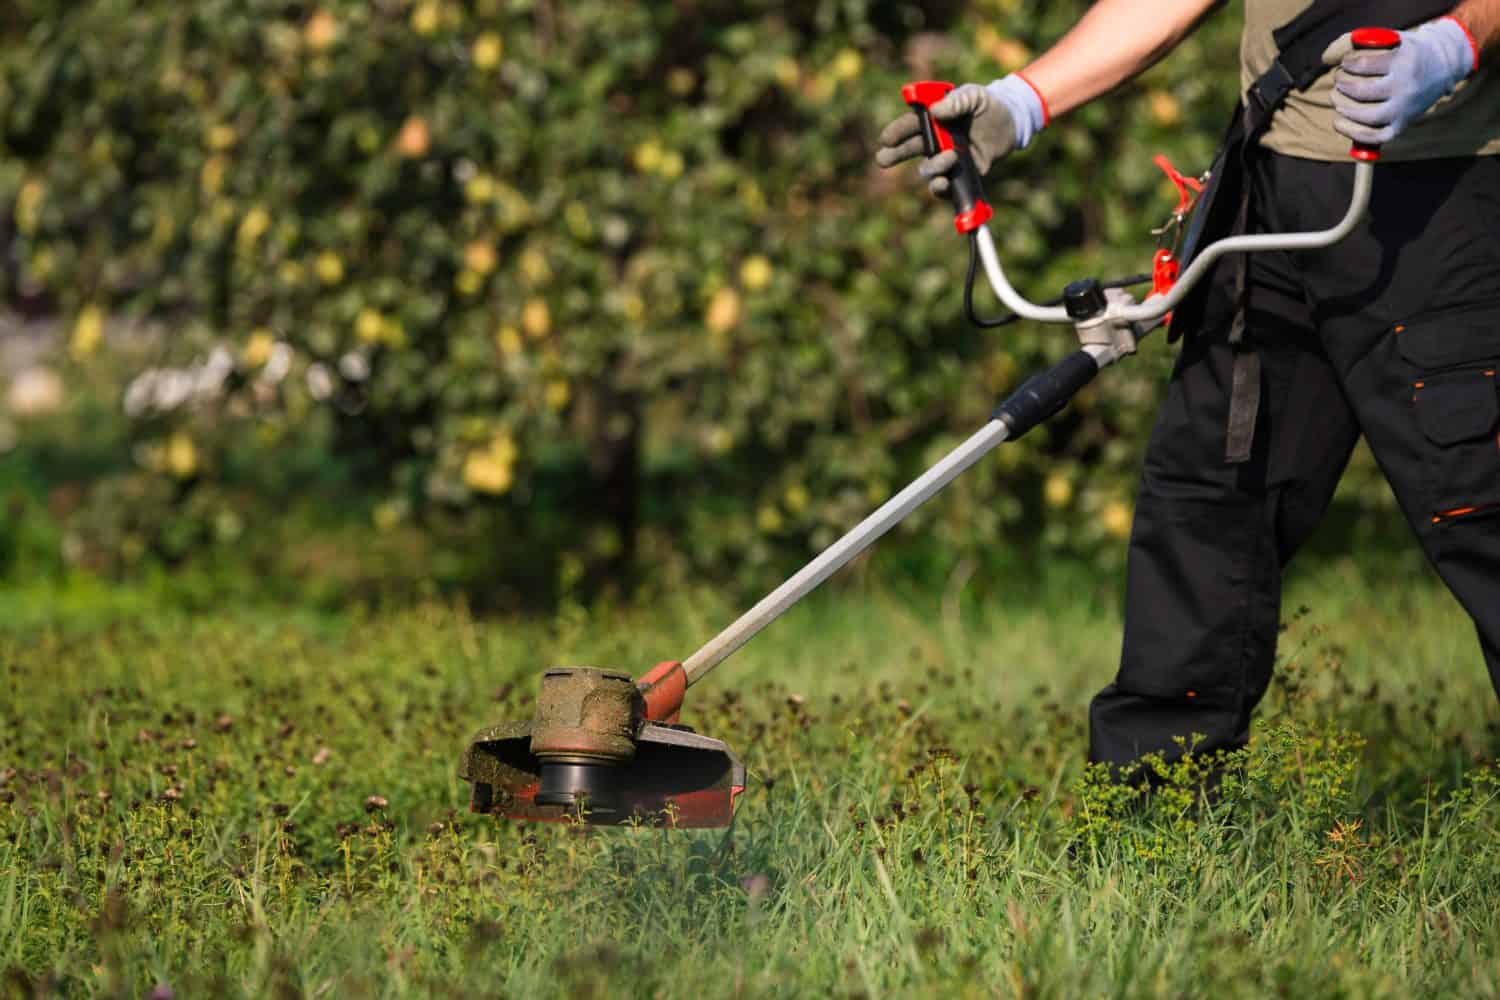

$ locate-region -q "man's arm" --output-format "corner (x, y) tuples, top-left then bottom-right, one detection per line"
(1453, 0), (1500, 56)
(877, 0), (1225, 192)
(1023, 0), (1228, 117)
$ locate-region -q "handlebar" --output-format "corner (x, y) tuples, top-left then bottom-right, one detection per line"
(971, 160), (1375, 330)
(910, 25), (1396, 341)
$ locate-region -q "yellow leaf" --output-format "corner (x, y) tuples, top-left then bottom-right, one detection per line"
(705, 287), (742, 334)
(373, 500), (405, 532)
(410, 2), (441, 35)
(633, 141), (663, 173)
(805, 75), (835, 106)
(495, 325), (523, 357)
(545, 379), (571, 411)
(465, 173), (496, 204)
(200, 156), (227, 196)
(463, 452), (513, 495)
(667, 68), (696, 96)
(207, 124), (238, 151)
(315, 251), (344, 286)
(71, 305), (104, 359)
(564, 201), (593, 240)
(522, 299), (551, 339)
(1043, 474), (1073, 509)
(740, 255), (773, 292)
(1149, 91), (1182, 127)
(519, 249), (551, 284)
(244, 329), (275, 367)
(658, 151), (684, 179)
(830, 48), (863, 82)
(757, 506), (785, 533)
(356, 308), (385, 344)
(165, 432), (198, 479)
(15, 178), (44, 235)
(472, 32), (503, 70)
(1102, 501), (1134, 539)
(395, 116), (431, 159)
(464, 240), (497, 275)
(236, 205), (271, 248)
(620, 292), (645, 322)
(784, 483), (809, 514)
(304, 10), (338, 51)
(463, 433), (518, 494)
(455, 269), (483, 296)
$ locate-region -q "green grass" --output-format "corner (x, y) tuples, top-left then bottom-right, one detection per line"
(3, 553), (1500, 997)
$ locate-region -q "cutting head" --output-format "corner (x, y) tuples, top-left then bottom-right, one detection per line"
(459, 666), (744, 828)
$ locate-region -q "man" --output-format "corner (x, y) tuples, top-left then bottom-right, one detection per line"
(879, 2), (1500, 771)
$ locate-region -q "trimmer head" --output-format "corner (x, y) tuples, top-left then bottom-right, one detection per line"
(459, 666), (744, 828)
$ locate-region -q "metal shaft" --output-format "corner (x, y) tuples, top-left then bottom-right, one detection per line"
(680, 418), (1012, 685)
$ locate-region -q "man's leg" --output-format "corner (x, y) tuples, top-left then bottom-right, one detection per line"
(1089, 156), (1363, 767)
(1298, 155), (1500, 698)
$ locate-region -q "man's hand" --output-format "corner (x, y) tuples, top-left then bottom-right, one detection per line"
(876, 76), (1046, 198)
(1322, 18), (1479, 146)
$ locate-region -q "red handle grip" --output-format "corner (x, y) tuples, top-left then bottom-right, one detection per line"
(1348, 27), (1402, 162)
(902, 80), (994, 234)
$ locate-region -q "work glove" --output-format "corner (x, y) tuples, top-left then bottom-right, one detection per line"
(1321, 18), (1479, 147)
(876, 74), (1048, 198)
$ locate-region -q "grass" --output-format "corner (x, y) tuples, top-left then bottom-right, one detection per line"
(3, 551), (1500, 997)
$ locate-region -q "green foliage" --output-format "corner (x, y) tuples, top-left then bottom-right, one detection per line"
(2, 566), (1498, 995)
(0, 1), (1399, 597)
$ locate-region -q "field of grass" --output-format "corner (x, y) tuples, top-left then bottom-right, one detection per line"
(4, 550), (1500, 997)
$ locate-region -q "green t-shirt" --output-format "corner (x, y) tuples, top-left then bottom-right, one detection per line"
(1242, 0), (1500, 160)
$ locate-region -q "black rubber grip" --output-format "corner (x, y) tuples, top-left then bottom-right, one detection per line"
(992, 350), (1101, 438)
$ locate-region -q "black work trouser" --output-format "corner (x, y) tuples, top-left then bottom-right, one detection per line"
(1089, 150), (1500, 767)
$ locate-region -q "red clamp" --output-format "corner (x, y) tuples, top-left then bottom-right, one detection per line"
(1148, 154), (1203, 299)
(1152, 249), (1181, 299)
(1152, 153), (1203, 219)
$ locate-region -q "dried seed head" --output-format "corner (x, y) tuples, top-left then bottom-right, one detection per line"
(214, 714), (234, 733)
(365, 794), (389, 813)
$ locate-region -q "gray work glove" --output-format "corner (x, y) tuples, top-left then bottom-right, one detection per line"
(876, 75), (1047, 198)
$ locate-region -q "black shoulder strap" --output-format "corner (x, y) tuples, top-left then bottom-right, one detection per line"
(1247, 0), (1456, 132)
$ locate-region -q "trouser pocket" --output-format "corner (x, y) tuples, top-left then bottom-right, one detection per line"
(1398, 302), (1500, 524)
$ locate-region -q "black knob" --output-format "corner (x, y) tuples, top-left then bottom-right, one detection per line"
(1063, 279), (1108, 321)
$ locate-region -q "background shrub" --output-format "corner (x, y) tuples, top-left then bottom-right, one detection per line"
(0, 0), (1401, 604)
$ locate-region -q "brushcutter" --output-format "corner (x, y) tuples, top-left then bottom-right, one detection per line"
(460, 34), (1397, 829)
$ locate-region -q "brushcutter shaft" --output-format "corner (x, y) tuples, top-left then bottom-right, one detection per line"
(680, 418), (1013, 684)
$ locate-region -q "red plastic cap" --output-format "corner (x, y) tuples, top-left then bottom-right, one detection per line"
(902, 80), (955, 108)
(1351, 27), (1401, 50)
(954, 202), (994, 234)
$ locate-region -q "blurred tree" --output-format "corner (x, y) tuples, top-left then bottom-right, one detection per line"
(6, 0), (1394, 605)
